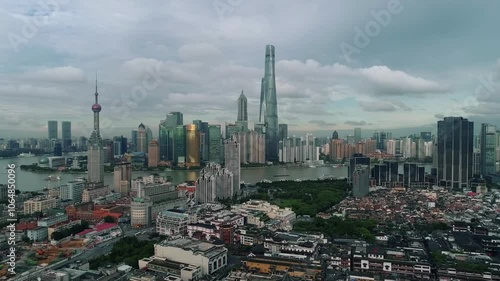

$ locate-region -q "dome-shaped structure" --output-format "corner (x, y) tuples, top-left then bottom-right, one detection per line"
(138, 123), (146, 129)
(92, 103), (101, 112)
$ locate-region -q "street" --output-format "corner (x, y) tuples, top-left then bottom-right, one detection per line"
(14, 224), (155, 281)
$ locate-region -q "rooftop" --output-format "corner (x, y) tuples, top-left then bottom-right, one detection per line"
(159, 238), (226, 258)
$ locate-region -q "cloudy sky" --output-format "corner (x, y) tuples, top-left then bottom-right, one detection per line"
(1, 0), (500, 139)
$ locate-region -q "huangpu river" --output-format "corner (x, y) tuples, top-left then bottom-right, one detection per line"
(0, 155), (432, 192)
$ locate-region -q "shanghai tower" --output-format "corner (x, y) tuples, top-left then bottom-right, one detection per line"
(259, 45), (279, 162)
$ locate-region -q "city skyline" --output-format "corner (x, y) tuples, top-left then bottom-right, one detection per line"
(2, 1), (500, 138)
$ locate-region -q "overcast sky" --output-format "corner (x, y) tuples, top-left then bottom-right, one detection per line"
(1, 0), (500, 139)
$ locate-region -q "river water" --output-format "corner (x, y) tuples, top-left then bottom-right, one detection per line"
(0, 155), (432, 192)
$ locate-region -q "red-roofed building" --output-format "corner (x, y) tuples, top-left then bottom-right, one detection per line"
(16, 221), (37, 231)
(76, 222), (121, 239)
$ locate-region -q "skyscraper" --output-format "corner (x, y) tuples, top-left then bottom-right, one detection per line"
(437, 117), (474, 189)
(208, 125), (222, 163)
(131, 130), (138, 151)
(173, 125), (186, 165)
(354, 128), (362, 143)
(137, 123), (147, 153)
(62, 121), (71, 151)
(193, 120), (209, 162)
(48, 121), (58, 140)
(332, 130), (339, 140)
(159, 112), (184, 161)
(186, 124), (200, 167)
(480, 123), (497, 177)
(148, 139), (160, 167)
(87, 80), (104, 183)
(114, 162), (132, 197)
(237, 90), (248, 122)
(224, 139), (240, 196)
(279, 124), (288, 141)
(259, 45), (279, 162)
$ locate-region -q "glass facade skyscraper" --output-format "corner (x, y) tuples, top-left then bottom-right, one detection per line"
(48, 120), (58, 140)
(437, 117), (473, 189)
(62, 121), (71, 151)
(208, 125), (222, 163)
(159, 112), (183, 161)
(480, 123), (497, 176)
(173, 125), (186, 165)
(259, 45), (279, 162)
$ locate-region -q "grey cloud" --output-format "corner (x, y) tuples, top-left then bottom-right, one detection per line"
(434, 114), (444, 119)
(308, 120), (336, 126)
(21, 66), (87, 83)
(358, 100), (396, 112)
(344, 120), (372, 126)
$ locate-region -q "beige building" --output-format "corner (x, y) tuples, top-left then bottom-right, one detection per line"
(148, 139), (160, 167)
(153, 238), (227, 276)
(24, 197), (57, 215)
(114, 162), (132, 197)
(82, 182), (111, 202)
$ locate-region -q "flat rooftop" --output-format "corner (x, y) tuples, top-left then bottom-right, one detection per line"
(159, 238), (226, 258)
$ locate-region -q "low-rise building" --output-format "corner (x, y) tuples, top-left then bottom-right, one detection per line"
(24, 196), (57, 215)
(37, 213), (68, 227)
(154, 238), (228, 276)
(27, 226), (48, 241)
(156, 209), (194, 236)
(139, 257), (202, 281)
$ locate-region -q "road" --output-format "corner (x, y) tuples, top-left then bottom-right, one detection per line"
(13, 225), (155, 281)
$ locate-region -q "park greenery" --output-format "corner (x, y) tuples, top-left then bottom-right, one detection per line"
(103, 215), (116, 223)
(254, 179), (349, 216)
(293, 217), (378, 242)
(89, 236), (155, 269)
(51, 221), (89, 241)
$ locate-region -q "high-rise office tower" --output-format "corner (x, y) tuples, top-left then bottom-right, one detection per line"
(173, 125), (186, 165)
(54, 142), (62, 156)
(354, 128), (362, 143)
(186, 124), (200, 167)
(137, 123), (147, 153)
(146, 126), (153, 146)
(48, 120), (58, 140)
(248, 130), (266, 164)
(114, 162), (132, 197)
(480, 123), (497, 177)
(332, 131), (339, 140)
(148, 139), (160, 167)
(437, 117), (474, 189)
(131, 130), (138, 151)
(159, 112), (184, 161)
(87, 80), (104, 183)
(279, 124), (288, 141)
(237, 90), (248, 122)
(61, 121), (71, 151)
(259, 45), (279, 162)
(208, 125), (222, 163)
(224, 139), (240, 196)
(352, 165), (370, 198)
(349, 153), (370, 183)
(193, 120), (209, 163)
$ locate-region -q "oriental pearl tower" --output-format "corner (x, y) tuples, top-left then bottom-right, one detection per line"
(87, 78), (104, 183)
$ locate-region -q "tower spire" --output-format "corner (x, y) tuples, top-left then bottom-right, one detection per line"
(95, 73), (98, 103)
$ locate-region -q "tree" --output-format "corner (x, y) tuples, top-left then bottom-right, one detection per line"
(103, 216), (115, 223)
